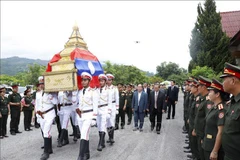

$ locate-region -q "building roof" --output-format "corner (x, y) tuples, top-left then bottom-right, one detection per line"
(220, 10), (240, 38)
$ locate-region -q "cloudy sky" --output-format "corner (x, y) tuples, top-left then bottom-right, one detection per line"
(1, 1), (240, 73)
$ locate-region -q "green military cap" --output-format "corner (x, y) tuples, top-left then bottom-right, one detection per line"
(11, 84), (19, 88)
(198, 76), (211, 87)
(117, 83), (124, 86)
(220, 62), (240, 79)
(208, 79), (224, 92)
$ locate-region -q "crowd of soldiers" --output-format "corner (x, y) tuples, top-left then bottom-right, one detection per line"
(0, 72), (169, 160)
(182, 62), (240, 160)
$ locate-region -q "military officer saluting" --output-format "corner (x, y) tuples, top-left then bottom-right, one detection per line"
(96, 74), (112, 151)
(37, 82), (58, 160)
(8, 84), (22, 135)
(220, 63), (240, 160)
(76, 72), (98, 160)
(193, 76), (213, 160)
(202, 79), (229, 160)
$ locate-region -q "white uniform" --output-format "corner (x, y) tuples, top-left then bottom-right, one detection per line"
(106, 85), (119, 127)
(77, 87), (98, 140)
(70, 90), (79, 126)
(35, 90), (43, 125)
(39, 93), (58, 138)
(58, 91), (74, 129)
(97, 86), (112, 132)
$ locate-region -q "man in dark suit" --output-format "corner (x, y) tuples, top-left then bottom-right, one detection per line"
(132, 84), (148, 132)
(148, 84), (165, 134)
(166, 80), (179, 119)
(143, 83), (150, 117)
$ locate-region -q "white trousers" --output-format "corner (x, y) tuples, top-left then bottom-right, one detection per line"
(77, 112), (92, 140)
(107, 104), (116, 128)
(70, 106), (78, 126)
(40, 110), (56, 138)
(97, 107), (107, 132)
(58, 106), (72, 129)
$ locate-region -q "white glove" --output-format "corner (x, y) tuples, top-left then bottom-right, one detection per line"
(116, 109), (119, 115)
(106, 113), (111, 119)
(91, 119), (97, 127)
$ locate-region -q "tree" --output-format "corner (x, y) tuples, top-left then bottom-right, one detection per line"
(188, 0), (235, 73)
(24, 64), (46, 85)
(190, 66), (221, 80)
(148, 76), (164, 84)
(156, 62), (183, 80)
(167, 73), (188, 86)
(103, 61), (148, 85)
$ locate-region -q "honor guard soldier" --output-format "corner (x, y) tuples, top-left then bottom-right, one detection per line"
(0, 86), (10, 139)
(106, 74), (119, 145)
(202, 79), (229, 160)
(193, 76), (213, 160)
(70, 90), (80, 140)
(187, 79), (201, 160)
(115, 83), (127, 130)
(126, 84), (134, 125)
(8, 84), (22, 135)
(37, 83), (58, 160)
(96, 74), (112, 151)
(57, 90), (78, 147)
(220, 63), (240, 160)
(34, 77), (46, 149)
(76, 72), (98, 160)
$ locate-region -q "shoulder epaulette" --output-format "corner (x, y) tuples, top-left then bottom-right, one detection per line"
(196, 96), (200, 102)
(218, 103), (224, 110)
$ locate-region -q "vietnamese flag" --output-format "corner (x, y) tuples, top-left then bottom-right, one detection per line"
(46, 48), (104, 89)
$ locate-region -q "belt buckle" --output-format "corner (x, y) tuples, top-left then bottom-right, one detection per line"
(206, 134), (212, 139)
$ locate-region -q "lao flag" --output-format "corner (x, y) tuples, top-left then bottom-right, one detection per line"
(46, 48), (104, 89)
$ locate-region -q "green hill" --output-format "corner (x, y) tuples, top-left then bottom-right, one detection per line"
(0, 56), (48, 76)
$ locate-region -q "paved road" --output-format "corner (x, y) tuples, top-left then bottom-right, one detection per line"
(0, 92), (188, 160)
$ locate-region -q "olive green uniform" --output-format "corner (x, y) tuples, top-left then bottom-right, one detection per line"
(8, 92), (21, 133)
(125, 91), (133, 124)
(189, 94), (201, 159)
(194, 94), (213, 160)
(222, 93), (240, 160)
(203, 103), (226, 160)
(22, 96), (34, 130)
(184, 91), (190, 131)
(0, 96), (9, 137)
(116, 91), (127, 128)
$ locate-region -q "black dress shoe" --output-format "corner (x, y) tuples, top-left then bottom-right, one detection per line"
(184, 146), (190, 149)
(184, 150), (192, 153)
(187, 155), (193, 158)
(172, 117), (174, 119)
(15, 131), (22, 134)
(121, 126), (124, 129)
(186, 135), (189, 138)
(127, 122), (131, 125)
(114, 126), (119, 130)
(41, 146), (44, 149)
(166, 117), (170, 120)
(185, 141), (189, 144)
(4, 135), (9, 138)
(157, 131), (160, 134)
(182, 131), (188, 134)
(11, 132), (16, 135)
(0, 136), (3, 139)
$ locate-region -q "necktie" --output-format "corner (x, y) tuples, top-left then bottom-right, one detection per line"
(83, 88), (86, 95)
(100, 88), (102, 93)
(155, 92), (158, 109)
